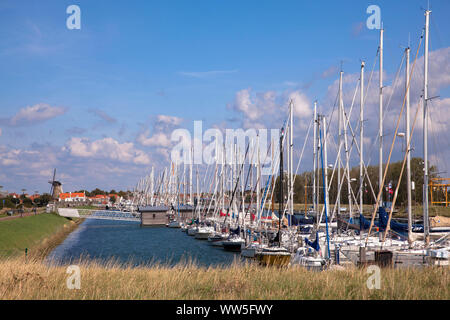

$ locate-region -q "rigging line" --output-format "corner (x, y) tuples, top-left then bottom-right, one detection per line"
(364, 50), (406, 170)
(259, 142), (281, 228)
(253, 115), (290, 215)
(247, 128), (276, 219)
(286, 118), (314, 204)
(408, 45), (447, 175)
(205, 164), (220, 218)
(366, 29), (424, 242)
(363, 50), (379, 106)
(323, 46), (376, 161)
(325, 90), (339, 141)
(195, 162), (211, 216)
(382, 96), (422, 244)
(319, 124), (331, 259)
(341, 113), (378, 203)
(240, 138), (258, 220)
(428, 99), (448, 174)
(264, 136), (284, 216)
(430, 16), (444, 50)
(329, 152), (357, 222)
(223, 142), (250, 225)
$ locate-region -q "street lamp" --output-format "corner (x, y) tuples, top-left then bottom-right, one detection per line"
(34, 190), (39, 215)
(397, 132), (406, 152)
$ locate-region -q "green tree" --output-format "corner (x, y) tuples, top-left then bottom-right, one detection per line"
(91, 188), (106, 196)
(36, 193), (52, 206)
(23, 198), (33, 208)
(1, 198), (15, 208)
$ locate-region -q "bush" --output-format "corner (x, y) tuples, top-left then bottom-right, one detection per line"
(0, 198), (16, 209)
(23, 198), (33, 208)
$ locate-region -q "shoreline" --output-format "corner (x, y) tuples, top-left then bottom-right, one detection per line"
(32, 217), (85, 260)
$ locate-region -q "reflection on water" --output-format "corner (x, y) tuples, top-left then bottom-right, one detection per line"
(47, 219), (241, 267)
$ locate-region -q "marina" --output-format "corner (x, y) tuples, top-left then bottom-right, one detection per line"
(55, 9), (450, 270)
(0, 0), (449, 305)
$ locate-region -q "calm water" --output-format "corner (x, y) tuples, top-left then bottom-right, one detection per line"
(47, 219), (240, 267)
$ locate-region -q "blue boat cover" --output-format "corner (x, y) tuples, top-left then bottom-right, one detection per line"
(359, 214), (379, 230)
(305, 232), (320, 251)
(230, 226), (240, 235)
(378, 207), (424, 233)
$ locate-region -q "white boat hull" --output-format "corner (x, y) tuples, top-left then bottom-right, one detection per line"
(195, 231), (212, 240)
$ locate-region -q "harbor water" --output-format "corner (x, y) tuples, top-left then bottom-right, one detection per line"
(46, 219), (241, 267)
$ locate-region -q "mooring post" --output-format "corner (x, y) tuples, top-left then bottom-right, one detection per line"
(359, 246), (366, 265)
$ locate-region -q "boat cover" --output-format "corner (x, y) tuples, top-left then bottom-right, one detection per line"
(378, 207), (424, 233)
(305, 232), (320, 251)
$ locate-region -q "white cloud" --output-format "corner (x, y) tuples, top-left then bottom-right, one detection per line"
(289, 91), (312, 119)
(66, 137), (151, 165)
(0, 147), (39, 166)
(156, 115), (183, 126)
(232, 89), (260, 121)
(137, 131), (171, 147)
(229, 88), (311, 129)
(9, 103), (67, 126)
(137, 114), (184, 148)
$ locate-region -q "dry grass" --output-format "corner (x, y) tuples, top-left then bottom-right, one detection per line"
(0, 258), (448, 300)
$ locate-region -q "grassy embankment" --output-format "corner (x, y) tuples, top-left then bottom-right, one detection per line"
(0, 213), (82, 259)
(0, 258), (448, 299)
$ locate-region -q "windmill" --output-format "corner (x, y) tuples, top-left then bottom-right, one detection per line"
(48, 168), (63, 200)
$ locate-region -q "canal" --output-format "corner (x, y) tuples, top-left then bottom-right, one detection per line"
(46, 218), (240, 267)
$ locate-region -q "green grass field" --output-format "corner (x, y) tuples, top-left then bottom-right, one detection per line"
(0, 213), (75, 258)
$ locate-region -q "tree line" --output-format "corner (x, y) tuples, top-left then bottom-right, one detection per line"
(273, 157), (438, 207)
(73, 189), (131, 198)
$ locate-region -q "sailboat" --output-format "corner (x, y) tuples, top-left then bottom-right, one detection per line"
(222, 225), (246, 252)
(255, 125), (291, 267)
(291, 114), (329, 269)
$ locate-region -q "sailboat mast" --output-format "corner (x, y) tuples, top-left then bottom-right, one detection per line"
(338, 72), (343, 218)
(183, 164), (186, 205)
(256, 135), (261, 223)
(379, 27), (384, 207)
(406, 46), (413, 243)
(343, 80), (353, 221)
(196, 165), (199, 218)
(323, 115), (329, 221)
(360, 61), (365, 215)
(313, 101), (317, 215)
(190, 147), (193, 206)
(289, 101), (294, 217)
(279, 127), (284, 246)
(150, 167), (154, 206)
(423, 9), (431, 243)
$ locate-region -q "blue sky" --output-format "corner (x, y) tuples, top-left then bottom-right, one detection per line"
(0, 0), (449, 193)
